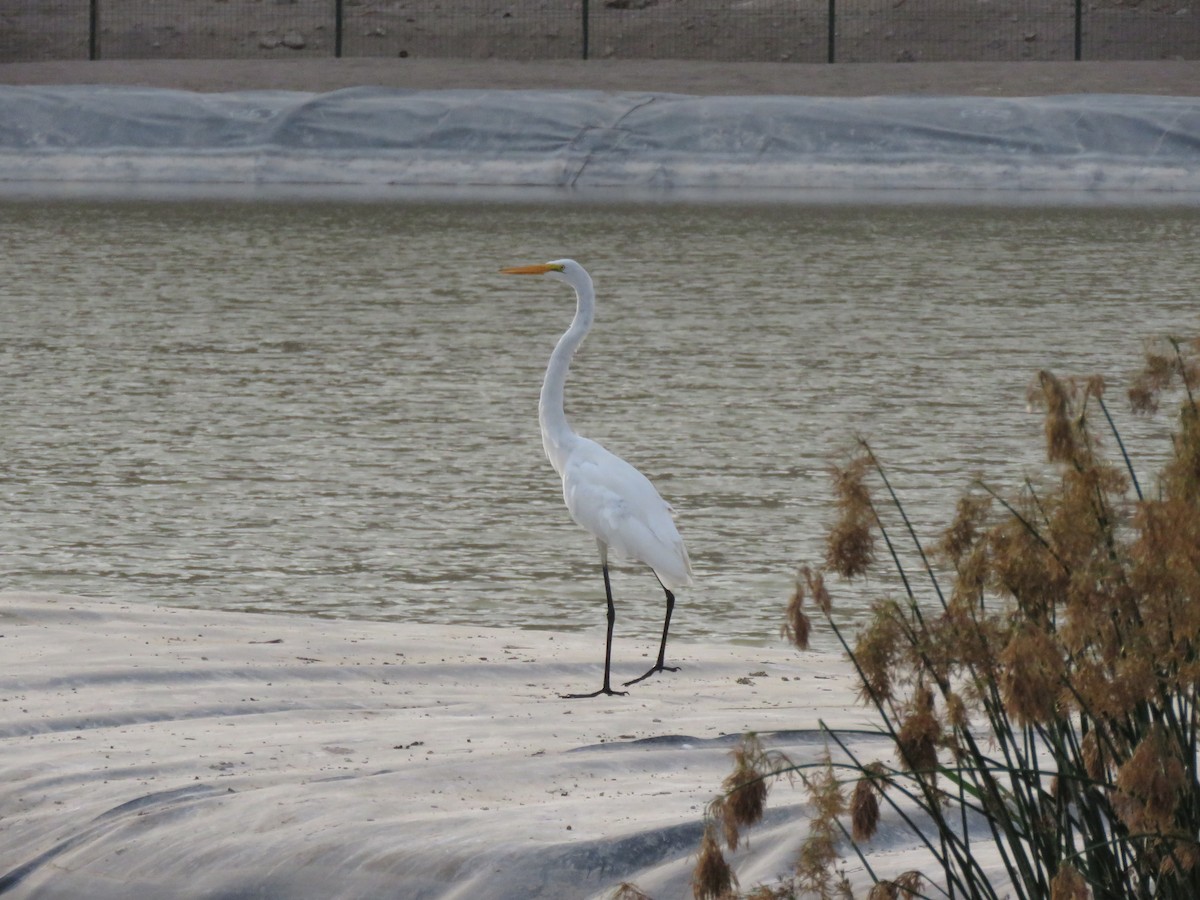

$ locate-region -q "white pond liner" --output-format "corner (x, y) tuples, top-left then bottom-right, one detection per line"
(0, 86), (1199, 199)
(0, 591), (985, 899)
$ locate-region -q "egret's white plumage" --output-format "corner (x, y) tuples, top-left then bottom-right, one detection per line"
(502, 258), (692, 697)
(560, 441), (692, 589)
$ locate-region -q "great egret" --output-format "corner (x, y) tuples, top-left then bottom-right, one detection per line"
(501, 259), (693, 698)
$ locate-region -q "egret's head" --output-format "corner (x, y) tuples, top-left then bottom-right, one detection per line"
(500, 258), (584, 286)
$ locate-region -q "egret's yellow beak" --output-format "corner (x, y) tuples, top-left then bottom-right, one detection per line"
(500, 263), (561, 275)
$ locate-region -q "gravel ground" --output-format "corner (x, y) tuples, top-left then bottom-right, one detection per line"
(2, 57), (1200, 96)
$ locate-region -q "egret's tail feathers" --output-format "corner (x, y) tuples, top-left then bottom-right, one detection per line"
(656, 548), (693, 591)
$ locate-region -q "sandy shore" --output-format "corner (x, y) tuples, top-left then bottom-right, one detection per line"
(3, 57), (1200, 96)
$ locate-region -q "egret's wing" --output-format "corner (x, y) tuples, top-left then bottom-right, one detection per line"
(560, 439), (693, 589)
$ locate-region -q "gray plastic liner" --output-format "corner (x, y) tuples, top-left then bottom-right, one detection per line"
(1, 85), (1198, 197)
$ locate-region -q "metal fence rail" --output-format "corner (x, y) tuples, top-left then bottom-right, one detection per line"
(2, 0), (1196, 64)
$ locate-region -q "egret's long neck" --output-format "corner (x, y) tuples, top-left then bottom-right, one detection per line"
(539, 273), (595, 474)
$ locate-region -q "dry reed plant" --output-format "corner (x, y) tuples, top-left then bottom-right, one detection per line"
(682, 336), (1200, 900)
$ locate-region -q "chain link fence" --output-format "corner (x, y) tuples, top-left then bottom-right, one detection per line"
(2, 0), (1196, 64)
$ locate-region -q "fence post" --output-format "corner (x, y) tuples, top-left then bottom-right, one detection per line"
(582, 0), (590, 60)
(1074, 0), (1082, 60)
(335, 0), (344, 57)
(89, 0), (98, 60)
(827, 0), (835, 62)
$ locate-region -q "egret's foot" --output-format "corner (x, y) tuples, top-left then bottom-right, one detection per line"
(622, 663), (681, 687)
(561, 686), (628, 699)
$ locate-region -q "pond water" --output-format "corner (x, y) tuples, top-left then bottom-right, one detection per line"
(1, 199), (1198, 650)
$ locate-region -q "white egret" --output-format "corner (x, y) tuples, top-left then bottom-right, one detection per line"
(501, 259), (693, 698)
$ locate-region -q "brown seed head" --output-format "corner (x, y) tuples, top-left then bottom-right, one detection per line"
(854, 599), (904, 703)
(1081, 730), (1106, 783)
(692, 821), (738, 900)
(998, 624), (1065, 725)
(612, 883), (655, 900)
(1114, 725), (1186, 833)
(941, 494), (991, 567)
(1034, 370), (1078, 464)
(804, 565), (832, 615)
(850, 776), (881, 841)
(893, 871), (923, 899)
(718, 736), (771, 850)
(784, 579), (812, 651)
(826, 456), (876, 577)
(896, 684), (940, 775)
(1049, 864), (1090, 900)
(1159, 841), (1200, 877)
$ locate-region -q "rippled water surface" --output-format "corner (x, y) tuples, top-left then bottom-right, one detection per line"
(2, 200), (1198, 648)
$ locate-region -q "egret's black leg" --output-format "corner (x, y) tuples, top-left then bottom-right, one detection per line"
(562, 562), (627, 699)
(623, 583), (681, 687)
